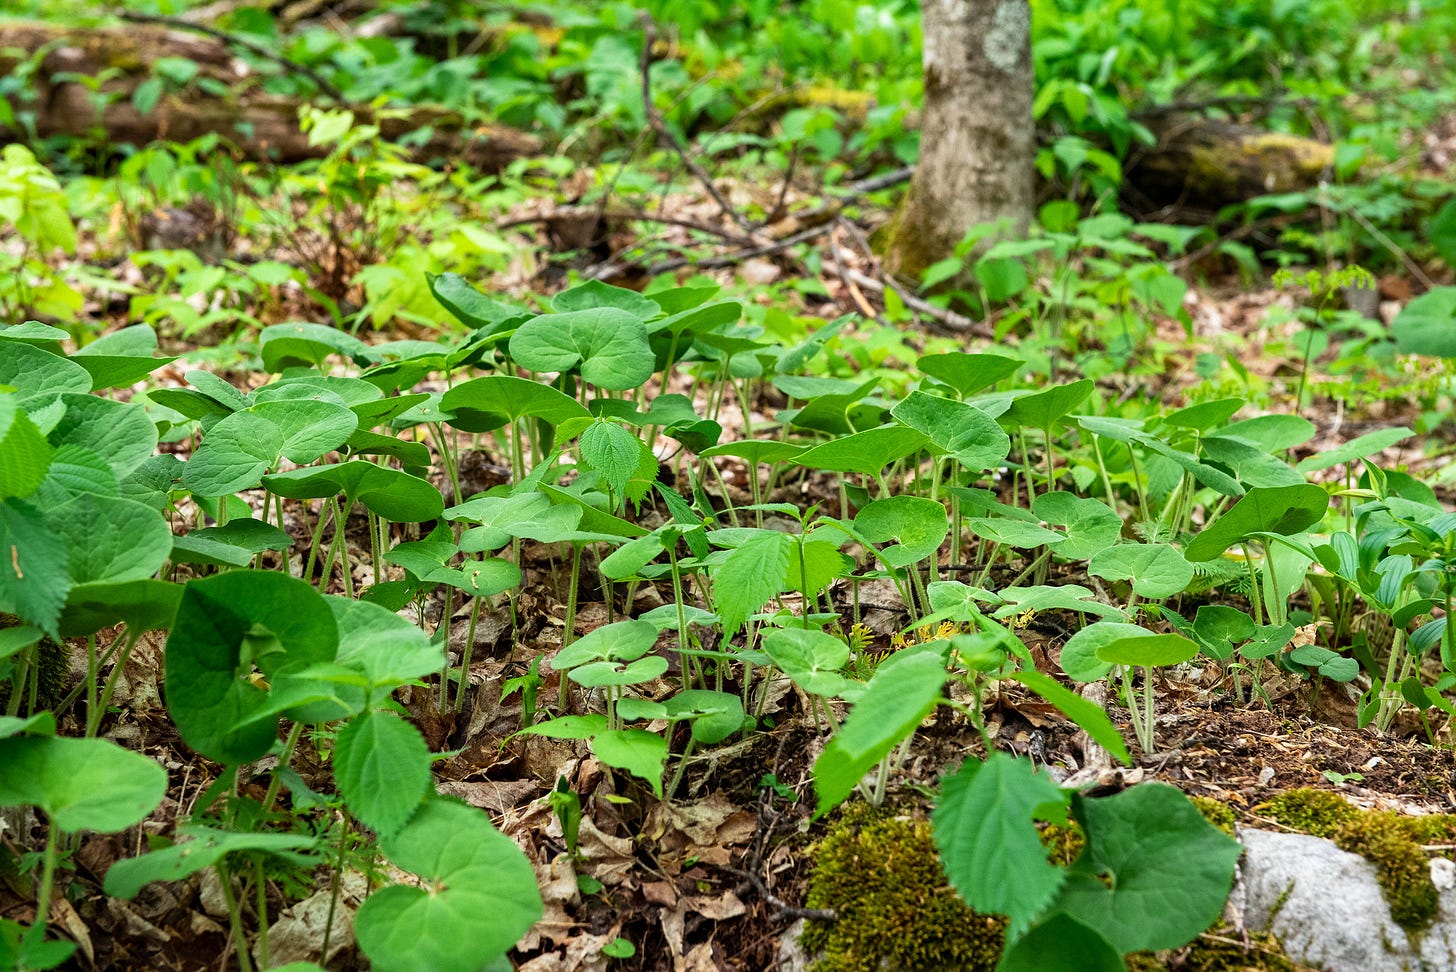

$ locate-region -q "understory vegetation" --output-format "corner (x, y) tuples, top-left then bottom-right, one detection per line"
(3, 1), (1456, 970)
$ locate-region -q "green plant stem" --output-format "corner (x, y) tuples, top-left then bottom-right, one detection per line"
(302, 498), (330, 586)
(1240, 542), (1265, 626)
(665, 736), (697, 801)
(557, 542), (584, 711)
(705, 459), (742, 528)
(454, 593), (485, 713)
(215, 861), (256, 972)
(1042, 427), (1056, 494)
(668, 544), (690, 692)
(262, 722), (305, 815)
(253, 858), (270, 970)
(320, 815), (350, 963)
(84, 634), (99, 737)
(1092, 436), (1117, 510)
(432, 422), (462, 505)
(26, 824), (60, 952)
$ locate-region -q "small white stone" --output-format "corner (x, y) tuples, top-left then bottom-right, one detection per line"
(1432, 856), (1456, 892)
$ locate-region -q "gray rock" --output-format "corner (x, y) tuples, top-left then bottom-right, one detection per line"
(1233, 827), (1456, 972)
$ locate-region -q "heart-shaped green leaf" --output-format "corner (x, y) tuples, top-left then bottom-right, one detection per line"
(1184, 484), (1328, 562)
(854, 495), (949, 568)
(439, 375), (590, 433)
(166, 571), (338, 764)
(0, 735), (165, 832)
(1053, 783), (1241, 952)
(1088, 543), (1193, 599)
(510, 309), (654, 390)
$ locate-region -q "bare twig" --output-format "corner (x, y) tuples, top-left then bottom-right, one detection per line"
(118, 11), (347, 102)
(724, 864), (837, 922)
(826, 224), (880, 321)
(499, 206), (754, 245)
(628, 222), (834, 278)
(639, 16), (758, 236)
(761, 144), (800, 227)
(821, 258), (994, 338)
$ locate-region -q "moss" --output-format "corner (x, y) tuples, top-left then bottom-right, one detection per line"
(802, 805), (1005, 972)
(1169, 927), (1320, 971)
(1257, 788), (1359, 839)
(1333, 811), (1439, 932)
(0, 614), (70, 714)
(1399, 812), (1456, 850)
(1191, 796), (1237, 836)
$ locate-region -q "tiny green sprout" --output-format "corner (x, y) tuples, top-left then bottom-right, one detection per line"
(601, 938), (636, 959)
(1323, 769), (1365, 785)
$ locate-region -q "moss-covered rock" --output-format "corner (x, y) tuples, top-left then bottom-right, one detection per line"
(802, 805), (1005, 972)
(1253, 787), (1447, 935)
(1333, 811), (1439, 932)
(1191, 796), (1237, 836)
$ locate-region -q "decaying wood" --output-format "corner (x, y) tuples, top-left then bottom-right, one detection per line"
(0, 22), (539, 170)
(1127, 114), (1335, 211)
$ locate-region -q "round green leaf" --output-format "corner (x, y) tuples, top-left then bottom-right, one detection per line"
(915, 352), (1021, 397)
(0, 342), (89, 401)
(50, 493), (173, 584)
(166, 571), (338, 764)
(1096, 632), (1198, 668)
(356, 799), (544, 972)
(1088, 543), (1194, 599)
(50, 394), (157, 477)
(590, 729), (668, 797)
(183, 410), (283, 496)
(439, 374), (590, 433)
(60, 579), (182, 638)
(854, 495), (949, 568)
(1058, 783), (1241, 952)
(0, 735), (165, 832)
(509, 309), (654, 390)
(1060, 622), (1150, 683)
(891, 391), (1010, 471)
(664, 689), (744, 744)
(252, 399), (358, 464)
(263, 461), (443, 523)
(553, 619), (659, 670)
(1184, 484), (1328, 562)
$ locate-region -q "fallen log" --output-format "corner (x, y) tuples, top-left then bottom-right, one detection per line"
(0, 22), (540, 170)
(1124, 113), (1336, 211)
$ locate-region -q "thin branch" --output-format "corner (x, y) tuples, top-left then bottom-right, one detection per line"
(119, 11), (347, 102)
(723, 864), (838, 922)
(639, 16), (758, 236)
(499, 207), (754, 245)
(631, 223), (833, 277)
(826, 224), (880, 321)
(821, 259), (994, 338)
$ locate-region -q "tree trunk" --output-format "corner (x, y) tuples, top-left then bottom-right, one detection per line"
(883, 0), (1035, 282)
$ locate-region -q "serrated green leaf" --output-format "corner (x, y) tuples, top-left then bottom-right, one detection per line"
(335, 710), (432, 837)
(933, 752), (1069, 932)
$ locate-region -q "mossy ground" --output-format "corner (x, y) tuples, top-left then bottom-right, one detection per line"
(802, 799), (1310, 972)
(801, 804), (1005, 972)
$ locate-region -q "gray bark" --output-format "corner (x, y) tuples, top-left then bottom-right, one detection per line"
(884, 0), (1035, 281)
